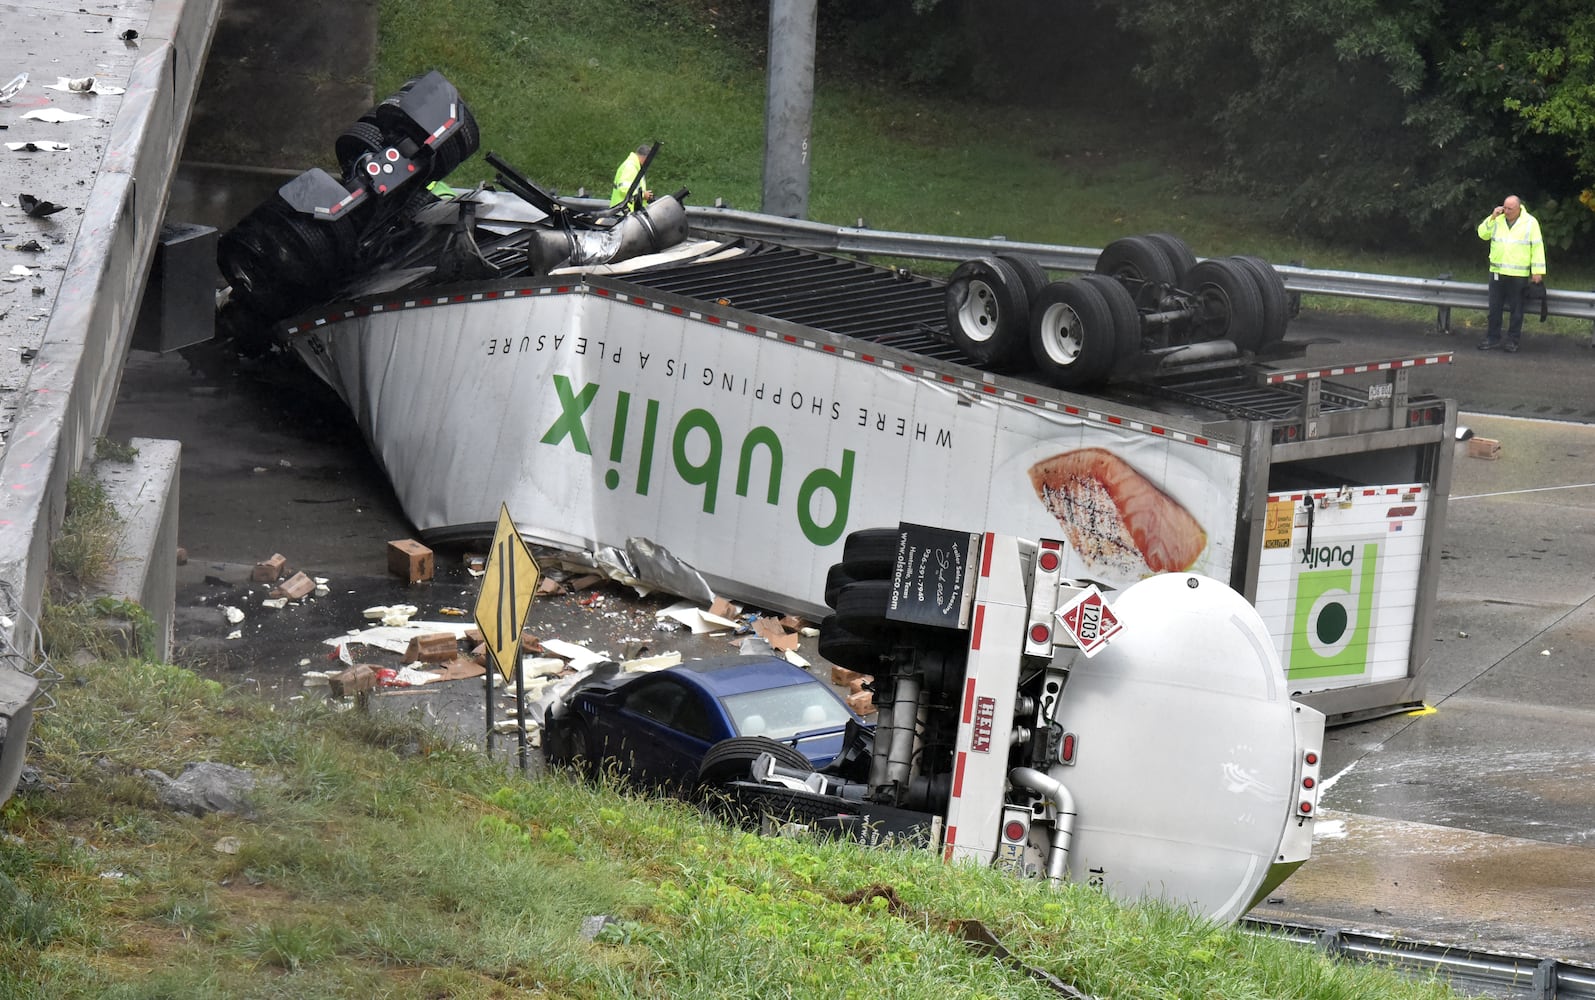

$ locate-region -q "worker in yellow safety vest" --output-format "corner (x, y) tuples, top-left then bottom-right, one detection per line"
(1476, 194), (1546, 353)
(610, 144), (654, 212)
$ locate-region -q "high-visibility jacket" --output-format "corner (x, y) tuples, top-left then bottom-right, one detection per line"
(1478, 208), (1546, 278)
(610, 152), (647, 210)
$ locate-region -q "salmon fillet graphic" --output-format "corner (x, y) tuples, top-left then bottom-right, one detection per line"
(1027, 448), (1207, 574)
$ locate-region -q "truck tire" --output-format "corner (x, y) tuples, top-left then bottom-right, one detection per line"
(841, 528), (899, 578)
(429, 100), (481, 180)
(543, 716), (597, 777)
(818, 617), (891, 674)
(824, 564), (856, 609)
(1231, 255), (1290, 347)
(832, 579), (898, 638)
(1095, 236), (1178, 308)
(944, 257), (1030, 370)
(697, 736), (812, 792)
(1077, 274), (1142, 377)
(996, 253), (1049, 305)
(1028, 279), (1116, 389)
(335, 121), (386, 180)
(1144, 233), (1197, 285)
(1183, 258), (1265, 349)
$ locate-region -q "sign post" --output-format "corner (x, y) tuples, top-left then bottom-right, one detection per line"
(473, 504), (540, 770)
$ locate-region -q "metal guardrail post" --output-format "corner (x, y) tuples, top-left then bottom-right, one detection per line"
(1534, 958), (1557, 999)
(1435, 273), (1452, 335)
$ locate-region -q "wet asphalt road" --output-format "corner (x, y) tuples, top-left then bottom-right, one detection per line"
(107, 304), (1595, 965)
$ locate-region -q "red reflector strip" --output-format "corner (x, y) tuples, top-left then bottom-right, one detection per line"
(952, 751), (967, 797)
(971, 604), (985, 651)
(962, 679), (977, 723)
(981, 532), (995, 577)
(944, 829), (957, 861)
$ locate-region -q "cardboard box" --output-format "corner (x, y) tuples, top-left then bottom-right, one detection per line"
(329, 664), (377, 697)
(252, 553), (287, 582)
(1467, 437), (1502, 460)
(387, 538), (434, 582)
(847, 690), (875, 715)
(271, 571), (314, 600)
(830, 665), (865, 687)
(404, 632), (459, 663)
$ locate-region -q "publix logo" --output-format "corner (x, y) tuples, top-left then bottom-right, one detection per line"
(538, 374), (855, 546)
(1287, 540), (1379, 681)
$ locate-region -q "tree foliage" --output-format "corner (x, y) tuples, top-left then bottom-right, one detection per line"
(1103, 0), (1595, 249)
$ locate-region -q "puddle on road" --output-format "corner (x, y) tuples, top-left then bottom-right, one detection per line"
(1266, 810), (1595, 965)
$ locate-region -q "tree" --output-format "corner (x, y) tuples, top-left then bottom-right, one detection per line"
(1104, 0), (1595, 249)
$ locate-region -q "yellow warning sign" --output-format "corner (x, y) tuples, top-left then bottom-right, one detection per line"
(1263, 499), (1295, 550)
(473, 505), (540, 683)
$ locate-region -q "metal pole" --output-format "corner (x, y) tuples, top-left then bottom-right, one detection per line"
(762, 0), (817, 219)
(515, 649), (528, 772)
(485, 653), (496, 753)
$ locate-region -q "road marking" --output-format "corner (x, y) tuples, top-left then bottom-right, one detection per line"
(1452, 481), (1595, 500)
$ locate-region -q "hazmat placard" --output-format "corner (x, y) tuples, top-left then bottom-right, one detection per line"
(1055, 585), (1122, 657)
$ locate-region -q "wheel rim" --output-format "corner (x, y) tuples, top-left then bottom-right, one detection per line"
(956, 278), (1001, 344)
(1195, 283), (1236, 339)
(1037, 301), (1086, 365)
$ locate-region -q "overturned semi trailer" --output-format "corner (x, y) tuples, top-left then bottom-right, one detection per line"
(218, 73), (1457, 725)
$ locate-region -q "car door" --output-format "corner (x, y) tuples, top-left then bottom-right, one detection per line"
(610, 675), (719, 789)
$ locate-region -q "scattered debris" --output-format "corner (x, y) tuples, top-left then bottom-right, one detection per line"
(19, 193), (68, 216)
(404, 632), (460, 663)
(271, 571), (315, 600)
(260, 597), (287, 610)
(220, 605), (245, 625)
(20, 108), (89, 123)
(8, 142), (71, 154)
(0, 73), (25, 102)
(538, 638), (611, 670)
(252, 552), (287, 582)
(141, 762), (261, 817)
(387, 538), (434, 583)
(213, 836), (241, 855)
(329, 663), (377, 697)
(1467, 437), (1501, 460)
(44, 75), (125, 95)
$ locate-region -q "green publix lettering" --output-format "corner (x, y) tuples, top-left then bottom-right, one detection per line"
(538, 375), (855, 546)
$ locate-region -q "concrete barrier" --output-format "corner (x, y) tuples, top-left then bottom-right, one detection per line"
(0, 0), (221, 806)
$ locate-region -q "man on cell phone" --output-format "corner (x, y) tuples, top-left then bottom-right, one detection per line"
(1476, 194), (1546, 354)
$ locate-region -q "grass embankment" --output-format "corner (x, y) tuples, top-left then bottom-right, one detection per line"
(1, 657), (1463, 998)
(376, 0), (1592, 339)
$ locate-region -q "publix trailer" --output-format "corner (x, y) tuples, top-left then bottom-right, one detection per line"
(218, 73), (1458, 725)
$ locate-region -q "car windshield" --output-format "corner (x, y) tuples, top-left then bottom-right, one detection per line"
(722, 684), (851, 740)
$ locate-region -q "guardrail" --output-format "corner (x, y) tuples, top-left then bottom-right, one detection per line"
(1248, 918), (1595, 1000)
(563, 196), (1595, 332)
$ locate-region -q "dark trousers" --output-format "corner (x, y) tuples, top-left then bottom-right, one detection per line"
(1486, 272), (1529, 343)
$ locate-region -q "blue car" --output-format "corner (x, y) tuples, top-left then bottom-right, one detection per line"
(541, 654), (865, 792)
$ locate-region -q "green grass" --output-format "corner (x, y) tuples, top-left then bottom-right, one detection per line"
(0, 657), (1466, 998)
(371, 0), (1594, 342)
